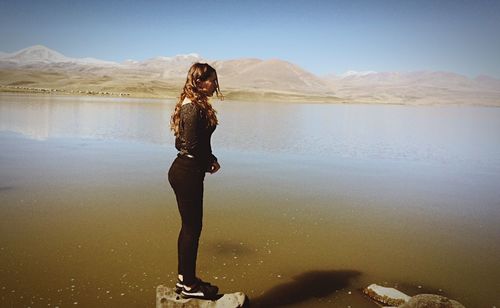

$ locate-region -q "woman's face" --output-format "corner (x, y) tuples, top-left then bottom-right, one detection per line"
(197, 73), (217, 96)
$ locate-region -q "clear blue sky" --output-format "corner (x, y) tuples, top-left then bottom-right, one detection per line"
(1, 0), (499, 77)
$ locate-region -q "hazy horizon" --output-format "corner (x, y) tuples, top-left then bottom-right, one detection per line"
(1, 0), (500, 78)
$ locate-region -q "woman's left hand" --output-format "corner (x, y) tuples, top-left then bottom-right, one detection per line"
(209, 161), (220, 174)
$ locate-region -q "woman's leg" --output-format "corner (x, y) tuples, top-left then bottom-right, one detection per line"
(168, 159), (204, 286)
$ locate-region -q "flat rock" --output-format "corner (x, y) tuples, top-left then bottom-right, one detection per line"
(399, 294), (466, 308)
(363, 284), (412, 306)
(156, 285), (247, 308)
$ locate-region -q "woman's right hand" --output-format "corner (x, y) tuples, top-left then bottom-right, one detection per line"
(208, 161), (220, 174)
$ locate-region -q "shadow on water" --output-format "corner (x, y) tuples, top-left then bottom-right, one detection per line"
(249, 269), (361, 307)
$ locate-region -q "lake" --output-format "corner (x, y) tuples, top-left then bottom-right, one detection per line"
(0, 94), (499, 307)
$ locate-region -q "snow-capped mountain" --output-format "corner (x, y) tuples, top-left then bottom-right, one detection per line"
(124, 53), (202, 68)
(7, 45), (68, 63)
(340, 70), (377, 78)
(0, 45), (118, 66)
(124, 53), (204, 78)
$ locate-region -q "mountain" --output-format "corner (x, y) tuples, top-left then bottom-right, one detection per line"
(0, 45), (332, 94)
(0, 45), (499, 105)
(330, 71), (476, 89)
(327, 70), (500, 90)
(0, 45), (118, 67)
(6, 45), (67, 63)
(323, 71), (500, 105)
(474, 74), (500, 90)
(213, 58), (331, 93)
(116, 54), (206, 79)
(340, 70), (377, 78)
(149, 54), (203, 78)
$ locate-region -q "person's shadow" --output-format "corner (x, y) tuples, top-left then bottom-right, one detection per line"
(248, 269), (361, 307)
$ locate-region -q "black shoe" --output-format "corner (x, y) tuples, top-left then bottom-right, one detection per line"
(181, 281), (219, 300)
(175, 279), (184, 294)
(175, 277), (218, 295)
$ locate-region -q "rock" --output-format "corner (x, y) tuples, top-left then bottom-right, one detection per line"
(363, 284), (411, 306)
(363, 284), (466, 308)
(399, 294), (466, 308)
(156, 285), (247, 308)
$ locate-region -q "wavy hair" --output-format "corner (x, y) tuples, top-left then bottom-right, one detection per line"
(170, 63), (223, 137)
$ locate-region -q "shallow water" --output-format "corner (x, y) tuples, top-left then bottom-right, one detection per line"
(0, 94), (499, 307)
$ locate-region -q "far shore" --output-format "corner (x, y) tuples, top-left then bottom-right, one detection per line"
(0, 84), (345, 104)
(2, 86), (499, 107)
(1, 67), (499, 106)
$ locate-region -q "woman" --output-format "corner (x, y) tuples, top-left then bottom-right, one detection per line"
(168, 63), (223, 300)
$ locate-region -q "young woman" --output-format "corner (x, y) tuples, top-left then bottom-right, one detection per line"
(168, 63), (223, 300)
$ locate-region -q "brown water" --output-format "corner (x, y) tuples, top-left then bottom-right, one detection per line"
(0, 94), (499, 307)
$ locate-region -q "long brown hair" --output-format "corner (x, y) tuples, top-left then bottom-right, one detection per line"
(170, 63), (223, 137)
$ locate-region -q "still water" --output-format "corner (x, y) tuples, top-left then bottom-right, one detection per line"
(0, 94), (499, 307)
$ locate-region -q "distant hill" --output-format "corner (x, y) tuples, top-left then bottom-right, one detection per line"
(0, 45), (499, 105)
(123, 53), (203, 78)
(0, 45), (117, 66)
(212, 58), (330, 93)
(323, 71), (500, 105)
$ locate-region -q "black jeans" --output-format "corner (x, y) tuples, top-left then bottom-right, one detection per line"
(168, 155), (206, 286)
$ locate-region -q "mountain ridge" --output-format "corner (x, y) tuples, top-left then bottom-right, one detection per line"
(1, 45), (499, 105)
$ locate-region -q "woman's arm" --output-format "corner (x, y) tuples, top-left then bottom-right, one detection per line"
(180, 103), (200, 156)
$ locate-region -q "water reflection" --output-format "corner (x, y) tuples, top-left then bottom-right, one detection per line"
(1, 94), (500, 168)
(0, 95), (174, 144)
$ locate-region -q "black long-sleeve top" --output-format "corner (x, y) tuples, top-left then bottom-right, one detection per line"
(175, 102), (217, 171)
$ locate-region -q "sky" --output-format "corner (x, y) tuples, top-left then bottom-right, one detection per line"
(1, 0), (500, 77)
